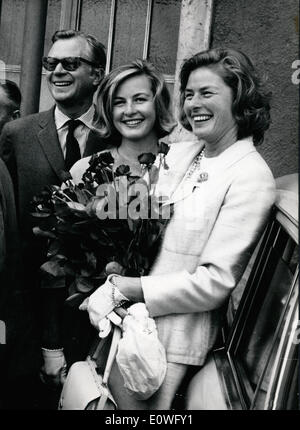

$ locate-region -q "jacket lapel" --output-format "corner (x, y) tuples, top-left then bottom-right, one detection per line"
(37, 108), (108, 180)
(166, 137), (256, 205)
(37, 107), (66, 181)
(164, 140), (205, 204)
(84, 129), (108, 156)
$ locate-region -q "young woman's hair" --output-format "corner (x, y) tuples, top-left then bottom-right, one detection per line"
(95, 59), (177, 144)
(179, 47), (271, 145)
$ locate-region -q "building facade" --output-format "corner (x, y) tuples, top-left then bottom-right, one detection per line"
(0, 0), (298, 177)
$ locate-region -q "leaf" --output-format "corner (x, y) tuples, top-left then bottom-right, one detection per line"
(127, 217), (142, 233)
(40, 276), (66, 289)
(68, 281), (77, 296)
(91, 271), (107, 283)
(47, 239), (61, 257)
(80, 266), (94, 277)
(40, 260), (65, 277)
(127, 217), (134, 232)
(85, 251), (97, 270)
(56, 222), (81, 236)
(39, 215), (58, 230)
(75, 277), (95, 293)
(63, 262), (77, 276)
(74, 187), (91, 205)
(54, 202), (72, 217)
(32, 226), (56, 239)
(65, 293), (85, 308)
(67, 202), (86, 212)
(30, 212), (52, 219)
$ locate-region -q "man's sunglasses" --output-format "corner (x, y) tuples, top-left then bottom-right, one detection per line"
(42, 56), (98, 71)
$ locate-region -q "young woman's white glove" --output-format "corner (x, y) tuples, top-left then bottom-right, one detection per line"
(40, 348), (67, 387)
(79, 274), (129, 329)
(97, 310), (124, 338)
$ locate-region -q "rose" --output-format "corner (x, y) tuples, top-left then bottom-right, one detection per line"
(158, 142), (170, 156)
(115, 164), (131, 177)
(88, 151), (115, 172)
(96, 151), (115, 167)
(105, 261), (125, 275)
(138, 153), (156, 167)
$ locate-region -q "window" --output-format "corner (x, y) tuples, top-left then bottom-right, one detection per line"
(224, 209), (299, 409)
(39, 0), (182, 110)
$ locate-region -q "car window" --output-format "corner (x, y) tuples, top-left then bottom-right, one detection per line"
(227, 217), (299, 409)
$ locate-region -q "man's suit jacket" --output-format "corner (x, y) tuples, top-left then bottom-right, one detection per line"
(0, 107), (107, 377)
(141, 138), (276, 366)
(0, 107), (107, 237)
(0, 107), (107, 284)
(0, 159), (33, 404)
(0, 158), (20, 318)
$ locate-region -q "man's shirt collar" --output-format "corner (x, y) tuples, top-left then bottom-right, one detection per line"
(54, 104), (95, 130)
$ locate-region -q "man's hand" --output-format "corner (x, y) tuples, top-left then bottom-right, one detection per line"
(40, 348), (67, 387)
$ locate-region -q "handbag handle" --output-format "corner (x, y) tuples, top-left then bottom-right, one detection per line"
(87, 326), (122, 410)
(102, 326), (122, 385)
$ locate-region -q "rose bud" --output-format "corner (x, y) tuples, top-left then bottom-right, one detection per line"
(98, 151), (115, 166)
(105, 261), (125, 275)
(115, 164), (131, 177)
(158, 142), (170, 155)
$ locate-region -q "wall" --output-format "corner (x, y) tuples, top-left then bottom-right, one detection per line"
(211, 0), (299, 178)
(39, 0), (182, 111)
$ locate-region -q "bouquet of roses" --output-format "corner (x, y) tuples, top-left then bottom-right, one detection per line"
(31, 142), (172, 307)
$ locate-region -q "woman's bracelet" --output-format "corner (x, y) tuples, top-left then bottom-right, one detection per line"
(110, 275), (129, 308)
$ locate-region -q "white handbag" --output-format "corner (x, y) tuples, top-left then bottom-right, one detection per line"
(58, 326), (121, 410)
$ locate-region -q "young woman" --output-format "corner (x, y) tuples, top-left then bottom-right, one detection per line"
(70, 59), (176, 181)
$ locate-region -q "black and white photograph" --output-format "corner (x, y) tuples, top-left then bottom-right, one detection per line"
(0, 0), (298, 413)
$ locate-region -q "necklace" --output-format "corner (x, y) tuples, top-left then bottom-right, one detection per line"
(186, 148), (208, 182)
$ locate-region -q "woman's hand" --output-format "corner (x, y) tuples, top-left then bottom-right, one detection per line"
(79, 274), (129, 329)
(97, 309), (126, 337)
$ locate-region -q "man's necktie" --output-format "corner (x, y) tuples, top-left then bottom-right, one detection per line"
(65, 119), (82, 171)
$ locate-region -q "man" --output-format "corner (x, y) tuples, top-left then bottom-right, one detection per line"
(0, 79), (21, 307)
(0, 79), (21, 136)
(0, 81), (22, 408)
(0, 30), (106, 240)
(0, 30), (107, 408)
(0, 159), (21, 409)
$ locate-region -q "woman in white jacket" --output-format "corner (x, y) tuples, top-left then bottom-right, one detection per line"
(79, 48), (276, 409)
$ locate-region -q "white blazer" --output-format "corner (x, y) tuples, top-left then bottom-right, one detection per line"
(141, 137), (276, 365)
